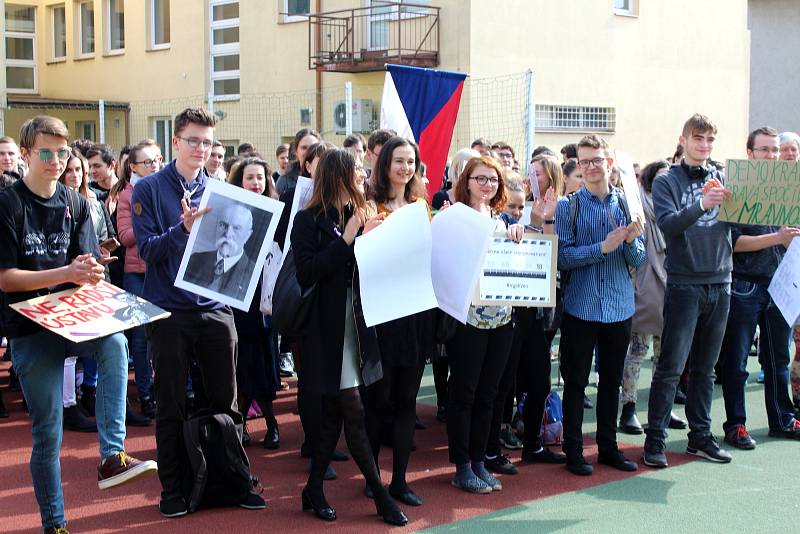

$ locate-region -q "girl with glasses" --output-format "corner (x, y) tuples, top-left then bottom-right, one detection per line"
(111, 140), (163, 421)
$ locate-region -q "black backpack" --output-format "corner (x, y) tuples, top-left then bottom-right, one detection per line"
(182, 412), (261, 512)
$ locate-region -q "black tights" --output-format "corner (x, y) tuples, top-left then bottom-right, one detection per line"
(308, 387), (385, 494)
(365, 364), (425, 489)
(238, 393), (276, 431)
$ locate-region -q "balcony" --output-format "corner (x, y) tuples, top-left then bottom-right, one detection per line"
(308, 2), (440, 73)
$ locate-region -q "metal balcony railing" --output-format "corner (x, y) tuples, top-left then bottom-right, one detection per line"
(308, 1), (440, 72)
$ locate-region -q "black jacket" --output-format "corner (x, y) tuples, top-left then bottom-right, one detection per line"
(291, 208), (382, 395)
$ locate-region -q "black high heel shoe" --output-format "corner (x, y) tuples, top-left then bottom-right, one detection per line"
(301, 487), (336, 521)
(374, 487), (409, 526)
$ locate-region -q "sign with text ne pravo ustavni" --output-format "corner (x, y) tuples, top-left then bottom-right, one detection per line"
(720, 159), (800, 225)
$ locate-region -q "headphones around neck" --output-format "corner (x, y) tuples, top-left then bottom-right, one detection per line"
(680, 159), (711, 181)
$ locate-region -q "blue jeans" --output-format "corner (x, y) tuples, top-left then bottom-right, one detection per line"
(123, 272), (153, 399)
(646, 283), (730, 444)
(11, 330), (128, 529)
(720, 278), (794, 432)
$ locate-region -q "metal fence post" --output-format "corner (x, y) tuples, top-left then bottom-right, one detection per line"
(99, 99), (106, 143)
(345, 81), (353, 136)
(524, 69), (534, 172)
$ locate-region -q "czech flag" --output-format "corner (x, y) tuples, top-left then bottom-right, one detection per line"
(380, 64), (467, 197)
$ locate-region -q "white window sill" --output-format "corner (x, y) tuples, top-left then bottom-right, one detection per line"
(212, 94), (240, 102)
(47, 57), (67, 64)
(104, 48), (126, 57)
(613, 9), (638, 18)
(74, 53), (95, 61)
(148, 43), (171, 52)
(280, 15), (308, 24)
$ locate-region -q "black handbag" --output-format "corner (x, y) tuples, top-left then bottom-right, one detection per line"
(270, 248), (316, 337)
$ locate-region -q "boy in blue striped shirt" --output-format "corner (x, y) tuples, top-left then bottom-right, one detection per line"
(555, 135), (646, 476)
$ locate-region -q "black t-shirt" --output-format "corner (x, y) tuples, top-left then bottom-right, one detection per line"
(0, 180), (99, 338)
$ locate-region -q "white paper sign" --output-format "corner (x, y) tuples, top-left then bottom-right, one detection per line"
(474, 233), (558, 307)
(615, 151), (645, 224)
(175, 180), (284, 311)
(282, 176), (314, 254)
(354, 202), (438, 327)
(768, 238), (800, 326)
(430, 203), (497, 323)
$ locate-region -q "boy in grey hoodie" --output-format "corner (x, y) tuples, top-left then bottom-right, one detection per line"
(643, 114), (733, 467)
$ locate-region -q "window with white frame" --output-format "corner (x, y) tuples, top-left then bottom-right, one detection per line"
(51, 4), (67, 60)
(152, 117), (173, 162)
(282, 0), (310, 23)
(210, 0), (240, 99)
(613, 0), (637, 16)
(76, 120), (97, 141)
(78, 0), (95, 56)
(149, 0), (170, 49)
(535, 105), (616, 132)
(106, 0), (125, 52)
(368, 0), (430, 49)
(4, 4), (37, 93)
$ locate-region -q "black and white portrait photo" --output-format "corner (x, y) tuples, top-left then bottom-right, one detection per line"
(175, 180), (284, 311)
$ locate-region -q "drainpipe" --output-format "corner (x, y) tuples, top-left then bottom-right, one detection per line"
(315, 0), (322, 133)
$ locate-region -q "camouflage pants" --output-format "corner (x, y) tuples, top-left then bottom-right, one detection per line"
(621, 332), (661, 404)
(792, 327), (800, 403)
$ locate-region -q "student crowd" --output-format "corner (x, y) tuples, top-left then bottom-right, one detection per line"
(1, 110), (800, 534)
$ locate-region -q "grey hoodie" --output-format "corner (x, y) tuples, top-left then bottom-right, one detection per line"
(652, 163), (732, 285)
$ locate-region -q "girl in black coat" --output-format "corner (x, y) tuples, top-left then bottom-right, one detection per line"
(291, 148), (407, 526)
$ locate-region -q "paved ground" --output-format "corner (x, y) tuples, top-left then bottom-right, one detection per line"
(1, 348), (797, 533)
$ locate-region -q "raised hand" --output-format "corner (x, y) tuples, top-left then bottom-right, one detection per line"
(180, 198), (211, 232)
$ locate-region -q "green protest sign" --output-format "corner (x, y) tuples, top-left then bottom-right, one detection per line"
(720, 159), (800, 225)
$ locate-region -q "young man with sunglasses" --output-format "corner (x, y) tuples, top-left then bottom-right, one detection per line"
(131, 107), (265, 517)
(644, 114), (734, 467)
(0, 116), (157, 534)
(555, 135), (646, 476)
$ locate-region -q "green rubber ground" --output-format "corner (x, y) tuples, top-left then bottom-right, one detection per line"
(416, 347), (800, 533)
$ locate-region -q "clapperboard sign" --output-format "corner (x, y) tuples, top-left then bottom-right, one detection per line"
(473, 232), (558, 307)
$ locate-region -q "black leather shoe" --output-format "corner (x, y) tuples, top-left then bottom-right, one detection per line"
(389, 484), (423, 506)
(583, 395), (594, 409)
(668, 412), (688, 429)
(618, 402), (643, 435)
(521, 447), (567, 464)
(125, 398), (152, 427)
(566, 453), (593, 476)
(302, 487), (336, 521)
(598, 449), (638, 472)
(263, 425), (280, 450)
(63, 405), (97, 432)
(374, 488), (409, 526)
(309, 460), (337, 480)
(415, 415), (427, 430)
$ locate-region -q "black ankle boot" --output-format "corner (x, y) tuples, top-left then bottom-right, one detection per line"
(302, 486), (336, 521)
(373, 485), (408, 526)
(618, 402), (643, 434)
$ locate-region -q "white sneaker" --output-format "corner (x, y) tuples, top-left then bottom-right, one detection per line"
(279, 353), (295, 377)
